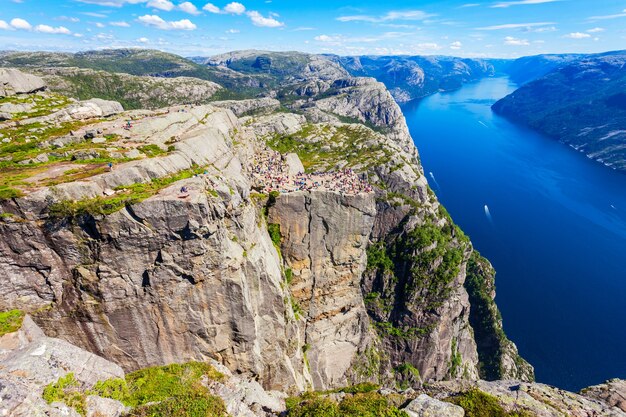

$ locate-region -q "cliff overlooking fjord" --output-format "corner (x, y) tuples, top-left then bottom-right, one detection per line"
(0, 51), (623, 417)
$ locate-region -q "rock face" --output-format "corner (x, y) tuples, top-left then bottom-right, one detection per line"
(403, 394), (465, 417)
(0, 316), (125, 417)
(0, 68), (46, 96)
(269, 191), (376, 389)
(1, 107), (310, 391)
(212, 97), (280, 117)
(492, 50), (626, 172)
(582, 379), (626, 412)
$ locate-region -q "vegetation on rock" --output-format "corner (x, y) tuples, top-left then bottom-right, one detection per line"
(286, 391), (409, 417)
(43, 362), (227, 417)
(445, 388), (535, 417)
(0, 309), (24, 336)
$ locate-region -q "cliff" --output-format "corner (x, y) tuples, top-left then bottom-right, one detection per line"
(492, 51), (626, 172)
(0, 63), (623, 417)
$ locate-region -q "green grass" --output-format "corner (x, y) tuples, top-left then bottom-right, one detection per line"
(266, 124), (392, 173)
(0, 92), (72, 120)
(44, 362), (227, 417)
(138, 144), (169, 157)
(268, 223), (281, 247)
(0, 309), (25, 336)
(286, 391), (409, 417)
(48, 166), (206, 218)
(285, 267), (293, 284)
(0, 185), (24, 200)
(445, 388), (535, 417)
(42, 373), (87, 416)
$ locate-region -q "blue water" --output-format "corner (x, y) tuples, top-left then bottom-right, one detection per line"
(402, 77), (626, 391)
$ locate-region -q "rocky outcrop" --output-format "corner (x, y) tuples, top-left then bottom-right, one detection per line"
(40, 66), (222, 110)
(2, 148), (310, 394)
(402, 394), (464, 417)
(0, 316), (125, 417)
(428, 380), (626, 417)
(582, 379), (626, 412)
(0, 68), (46, 97)
(212, 97), (280, 117)
(268, 191), (376, 390)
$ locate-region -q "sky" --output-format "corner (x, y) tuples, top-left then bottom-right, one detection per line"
(1, 0), (625, 58)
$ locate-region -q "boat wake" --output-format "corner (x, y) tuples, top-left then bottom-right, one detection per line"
(429, 171), (441, 191)
(484, 204), (494, 223)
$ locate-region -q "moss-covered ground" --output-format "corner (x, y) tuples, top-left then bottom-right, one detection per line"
(42, 362), (227, 417)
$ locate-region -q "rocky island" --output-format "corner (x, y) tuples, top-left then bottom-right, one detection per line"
(0, 50), (624, 417)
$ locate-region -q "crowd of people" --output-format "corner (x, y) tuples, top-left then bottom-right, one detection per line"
(250, 149), (373, 195)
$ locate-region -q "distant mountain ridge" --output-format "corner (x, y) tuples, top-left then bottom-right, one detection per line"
(330, 55), (499, 102)
(492, 50), (626, 172)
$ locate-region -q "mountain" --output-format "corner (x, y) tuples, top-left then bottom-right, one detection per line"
(331, 55), (498, 102)
(500, 53), (585, 85)
(0, 56), (624, 417)
(493, 50), (626, 171)
(0, 49), (264, 96)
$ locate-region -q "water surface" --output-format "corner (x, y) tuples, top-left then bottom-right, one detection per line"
(402, 77), (626, 391)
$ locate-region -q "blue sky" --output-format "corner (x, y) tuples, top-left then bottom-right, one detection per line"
(1, 0), (625, 57)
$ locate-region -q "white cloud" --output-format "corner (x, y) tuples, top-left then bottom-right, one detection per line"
(179, 2), (200, 15)
(203, 3), (220, 13)
(81, 12), (108, 18)
(337, 10), (434, 23)
(504, 36), (530, 45)
(246, 10), (283, 27)
(450, 41), (462, 49)
(224, 2), (246, 14)
(527, 25), (557, 32)
(314, 34), (339, 42)
(491, 0), (561, 8)
(137, 37), (149, 42)
(147, 0), (175, 11)
(587, 27), (604, 33)
(476, 22), (555, 30)
(35, 24), (72, 34)
(588, 10), (626, 20)
(0, 20), (12, 30)
(110, 21), (131, 27)
(95, 22), (106, 28)
(10, 18), (32, 30)
(137, 14), (197, 30)
(226, 28), (239, 33)
(564, 32), (591, 39)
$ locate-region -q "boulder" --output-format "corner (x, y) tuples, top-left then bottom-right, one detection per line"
(284, 153), (304, 176)
(0, 316), (124, 417)
(402, 394), (465, 417)
(0, 68), (46, 97)
(68, 99), (123, 120)
(85, 395), (128, 417)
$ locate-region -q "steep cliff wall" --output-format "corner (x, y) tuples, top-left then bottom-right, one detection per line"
(268, 191), (376, 390)
(0, 65), (530, 397)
